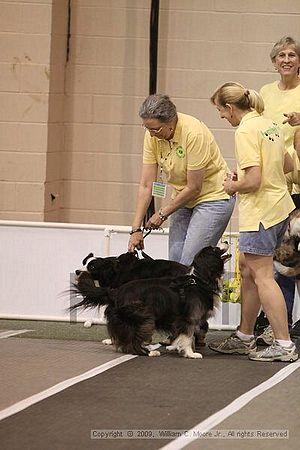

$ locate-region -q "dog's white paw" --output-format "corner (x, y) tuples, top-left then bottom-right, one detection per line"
(149, 350), (161, 357)
(166, 345), (177, 352)
(145, 343), (161, 351)
(102, 338), (113, 345)
(185, 352), (203, 359)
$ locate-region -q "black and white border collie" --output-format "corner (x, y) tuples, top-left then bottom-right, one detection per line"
(71, 244), (231, 359)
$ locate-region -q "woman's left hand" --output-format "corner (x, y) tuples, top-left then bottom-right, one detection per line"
(283, 112), (300, 126)
(223, 178), (236, 196)
(144, 212), (164, 230)
(223, 172), (237, 196)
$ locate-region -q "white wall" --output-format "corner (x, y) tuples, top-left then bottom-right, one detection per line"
(1, 221), (298, 329)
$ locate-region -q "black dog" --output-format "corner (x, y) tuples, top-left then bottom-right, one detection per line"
(71, 245), (231, 358)
(75, 250), (212, 346)
(76, 251), (189, 288)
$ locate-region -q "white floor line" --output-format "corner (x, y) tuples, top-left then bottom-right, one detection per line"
(0, 330), (33, 339)
(160, 361), (300, 450)
(0, 354), (137, 421)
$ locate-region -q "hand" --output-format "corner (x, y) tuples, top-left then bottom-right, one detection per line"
(223, 177), (236, 196)
(144, 212), (164, 230)
(128, 231), (144, 252)
(282, 112), (300, 126)
(225, 171), (237, 182)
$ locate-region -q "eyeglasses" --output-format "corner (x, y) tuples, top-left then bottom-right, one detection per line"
(142, 124), (163, 134)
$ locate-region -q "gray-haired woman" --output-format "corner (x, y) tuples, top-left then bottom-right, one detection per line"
(128, 94), (235, 266)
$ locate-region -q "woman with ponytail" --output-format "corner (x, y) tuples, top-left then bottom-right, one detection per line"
(208, 82), (298, 363)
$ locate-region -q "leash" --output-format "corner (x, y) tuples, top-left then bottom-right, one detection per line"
(142, 228), (152, 240)
(139, 227), (162, 259)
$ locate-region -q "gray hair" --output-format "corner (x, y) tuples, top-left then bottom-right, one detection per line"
(270, 36), (300, 61)
(139, 94), (177, 123)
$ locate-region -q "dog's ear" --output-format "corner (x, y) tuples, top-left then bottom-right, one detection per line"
(218, 242), (229, 254)
(82, 253), (94, 266)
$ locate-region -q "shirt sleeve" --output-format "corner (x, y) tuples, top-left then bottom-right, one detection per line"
(142, 132), (158, 164)
(235, 130), (261, 170)
(186, 131), (211, 170)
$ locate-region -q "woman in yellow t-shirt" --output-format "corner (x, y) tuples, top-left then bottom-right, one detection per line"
(259, 36), (300, 335)
(260, 36), (300, 169)
(209, 82), (298, 363)
(128, 94), (235, 266)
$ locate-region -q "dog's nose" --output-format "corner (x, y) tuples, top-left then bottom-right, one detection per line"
(75, 270), (82, 276)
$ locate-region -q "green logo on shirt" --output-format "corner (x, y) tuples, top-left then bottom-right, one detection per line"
(261, 124), (280, 142)
(176, 146), (185, 158)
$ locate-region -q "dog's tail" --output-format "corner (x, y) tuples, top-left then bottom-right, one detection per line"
(69, 279), (114, 311)
(273, 260), (300, 277)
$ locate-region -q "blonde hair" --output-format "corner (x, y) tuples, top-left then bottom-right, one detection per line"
(270, 36), (300, 62)
(210, 82), (264, 114)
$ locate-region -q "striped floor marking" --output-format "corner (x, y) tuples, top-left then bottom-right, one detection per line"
(160, 361), (300, 450)
(0, 354), (137, 421)
(0, 330), (33, 339)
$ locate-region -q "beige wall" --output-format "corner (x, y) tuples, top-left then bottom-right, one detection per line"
(1, 0), (300, 230)
(0, 0), (68, 221)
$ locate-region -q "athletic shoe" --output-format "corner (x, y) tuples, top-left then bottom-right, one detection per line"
(256, 325), (274, 346)
(290, 319), (300, 338)
(208, 333), (257, 355)
(249, 341), (298, 362)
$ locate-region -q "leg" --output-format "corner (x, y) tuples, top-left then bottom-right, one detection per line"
(275, 272), (296, 329)
(179, 197), (235, 266)
(239, 253), (261, 335)
(169, 207), (192, 262)
(244, 254), (290, 340)
(167, 333), (203, 359)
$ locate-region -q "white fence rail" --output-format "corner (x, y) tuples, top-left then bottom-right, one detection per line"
(1, 220), (298, 330)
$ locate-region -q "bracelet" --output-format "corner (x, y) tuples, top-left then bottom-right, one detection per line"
(158, 209), (167, 222)
(129, 228), (142, 235)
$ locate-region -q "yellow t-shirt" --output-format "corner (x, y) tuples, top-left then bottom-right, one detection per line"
(286, 148), (300, 193)
(142, 112), (230, 208)
(260, 81), (300, 194)
(235, 111), (295, 232)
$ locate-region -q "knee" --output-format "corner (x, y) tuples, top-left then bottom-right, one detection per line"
(239, 253), (251, 279)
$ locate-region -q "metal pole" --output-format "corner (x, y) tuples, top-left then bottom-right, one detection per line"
(144, 0), (160, 225)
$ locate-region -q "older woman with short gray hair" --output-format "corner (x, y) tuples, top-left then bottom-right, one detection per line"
(128, 94), (235, 266)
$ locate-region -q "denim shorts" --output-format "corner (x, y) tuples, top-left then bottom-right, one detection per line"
(239, 218), (290, 256)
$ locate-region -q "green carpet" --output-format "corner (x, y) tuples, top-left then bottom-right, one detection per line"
(0, 319), (173, 343)
(0, 319), (110, 342)
(0, 319), (230, 344)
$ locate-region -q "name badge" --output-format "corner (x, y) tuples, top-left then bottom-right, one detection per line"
(152, 181), (167, 198)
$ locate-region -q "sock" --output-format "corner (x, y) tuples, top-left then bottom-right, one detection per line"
(236, 330), (254, 341)
(276, 339), (293, 348)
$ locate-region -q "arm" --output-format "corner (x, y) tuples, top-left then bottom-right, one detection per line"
(144, 168), (205, 229)
(294, 129), (300, 160)
(283, 152), (294, 174)
(128, 163), (158, 252)
(223, 166), (261, 196)
(282, 112), (300, 126)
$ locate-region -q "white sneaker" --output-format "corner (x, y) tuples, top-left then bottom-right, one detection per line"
(256, 325), (274, 346)
(249, 341), (298, 362)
